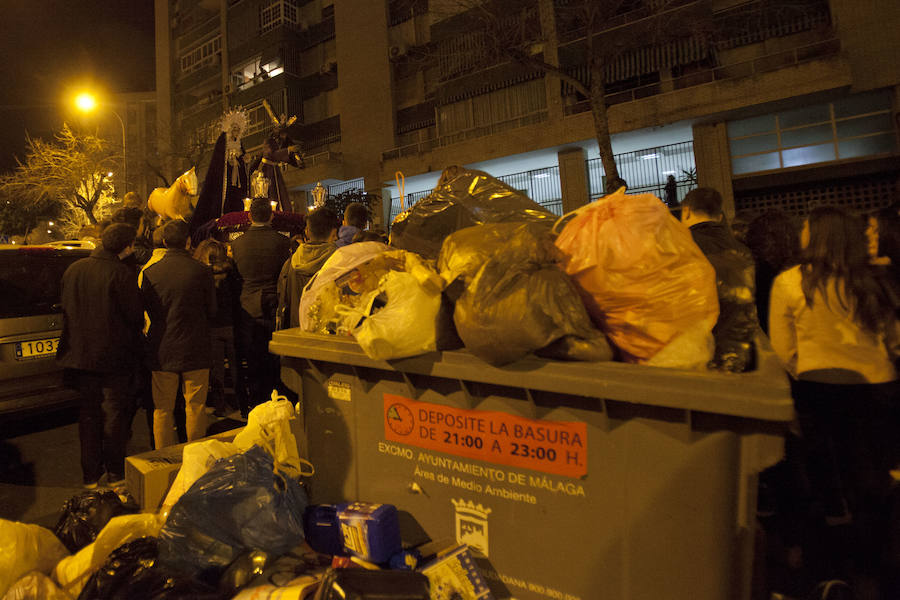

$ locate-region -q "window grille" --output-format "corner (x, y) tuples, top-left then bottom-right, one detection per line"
(180, 35), (222, 74)
(260, 0), (299, 33)
(735, 174), (897, 217)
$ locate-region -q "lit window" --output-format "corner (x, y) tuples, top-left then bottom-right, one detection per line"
(231, 55), (283, 91)
(728, 90), (895, 175)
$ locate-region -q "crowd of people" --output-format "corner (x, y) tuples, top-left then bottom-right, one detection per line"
(680, 189), (898, 599)
(56, 196), (378, 489)
(53, 180), (898, 598)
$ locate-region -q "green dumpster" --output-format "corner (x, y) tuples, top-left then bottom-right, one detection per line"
(272, 330), (793, 600)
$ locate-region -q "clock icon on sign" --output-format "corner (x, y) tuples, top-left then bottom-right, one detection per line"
(386, 403), (415, 436)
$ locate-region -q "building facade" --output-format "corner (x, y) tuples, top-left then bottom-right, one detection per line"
(155, 0), (900, 224)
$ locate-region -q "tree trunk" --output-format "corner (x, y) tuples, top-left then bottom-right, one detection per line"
(589, 69), (620, 190)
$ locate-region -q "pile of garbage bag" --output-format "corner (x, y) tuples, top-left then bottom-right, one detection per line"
(1, 395), (499, 600)
(390, 167), (557, 260)
(290, 169), (724, 372)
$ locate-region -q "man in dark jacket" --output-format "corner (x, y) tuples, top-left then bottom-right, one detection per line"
(681, 187), (759, 372)
(276, 207), (337, 330)
(231, 198), (291, 410)
(58, 223), (144, 488)
(140, 220), (216, 447)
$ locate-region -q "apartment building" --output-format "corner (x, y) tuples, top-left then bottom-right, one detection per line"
(155, 0), (900, 225)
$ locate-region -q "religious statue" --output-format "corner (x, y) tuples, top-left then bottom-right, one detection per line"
(191, 108), (250, 235)
(248, 100), (305, 215)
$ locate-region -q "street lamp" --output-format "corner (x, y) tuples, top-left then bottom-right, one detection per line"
(74, 92), (127, 192)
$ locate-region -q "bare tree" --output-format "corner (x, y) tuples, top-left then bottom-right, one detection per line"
(417, 0), (714, 186)
(145, 126), (217, 188)
(0, 125), (120, 237)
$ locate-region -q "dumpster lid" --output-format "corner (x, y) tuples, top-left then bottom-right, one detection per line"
(271, 330), (794, 422)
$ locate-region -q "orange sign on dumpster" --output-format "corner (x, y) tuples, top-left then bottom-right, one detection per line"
(383, 393), (587, 478)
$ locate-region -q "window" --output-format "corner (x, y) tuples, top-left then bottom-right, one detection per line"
(231, 55), (284, 91)
(180, 36), (222, 74)
(260, 0), (299, 33)
(436, 79), (546, 137)
(728, 90), (896, 175)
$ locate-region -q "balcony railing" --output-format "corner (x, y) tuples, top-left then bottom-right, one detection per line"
(305, 150), (342, 168)
(564, 37), (841, 115)
(382, 110), (549, 162)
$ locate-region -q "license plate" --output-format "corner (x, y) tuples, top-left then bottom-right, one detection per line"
(15, 338), (60, 360)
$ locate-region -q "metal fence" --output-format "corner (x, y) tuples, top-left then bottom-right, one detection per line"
(386, 166), (563, 225)
(385, 141), (697, 225)
(497, 166), (563, 216)
(327, 178), (364, 197)
(587, 141), (696, 203)
(388, 190), (431, 224)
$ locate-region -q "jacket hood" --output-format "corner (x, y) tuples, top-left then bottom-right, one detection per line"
(336, 225), (359, 247)
(291, 241), (337, 275)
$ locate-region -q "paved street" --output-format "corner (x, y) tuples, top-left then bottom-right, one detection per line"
(0, 404), (247, 528)
(0, 407), (153, 528)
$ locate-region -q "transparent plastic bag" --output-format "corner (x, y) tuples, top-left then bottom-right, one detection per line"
(0, 521), (69, 599)
(554, 189), (719, 366)
(2, 572), (71, 600)
(298, 242), (391, 334)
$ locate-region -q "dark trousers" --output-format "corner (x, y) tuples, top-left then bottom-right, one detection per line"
(792, 377), (900, 583)
(72, 370), (134, 484)
(237, 310), (278, 412)
(210, 325), (242, 412)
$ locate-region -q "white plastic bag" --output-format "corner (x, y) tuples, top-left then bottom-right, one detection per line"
(232, 396), (313, 479)
(160, 438), (241, 513)
(0, 521), (69, 598)
(53, 514), (161, 598)
(353, 270), (443, 360)
(298, 242), (390, 333)
(1, 572), (71, 600)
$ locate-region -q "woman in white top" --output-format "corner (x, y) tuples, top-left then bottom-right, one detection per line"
(769, 206), (898, 590)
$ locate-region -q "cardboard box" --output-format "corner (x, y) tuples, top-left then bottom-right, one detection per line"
(125, 427), (242, 512)
(420, 545), (494, 600)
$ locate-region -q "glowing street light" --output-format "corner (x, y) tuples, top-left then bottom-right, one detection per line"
(74, 91), (127, 192)
(74, 92), (97, 112)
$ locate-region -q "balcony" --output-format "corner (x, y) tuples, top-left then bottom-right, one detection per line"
(382, 110), (548, 162)
(564, 37), (841, 116)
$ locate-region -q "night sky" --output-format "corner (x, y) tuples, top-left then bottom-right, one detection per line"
(0, 1), (156, 173)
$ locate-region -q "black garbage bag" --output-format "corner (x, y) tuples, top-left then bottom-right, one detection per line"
(437, 222), (613, 366)
(76, 537), (222, 600)
(53, 490), (138, 553)
(217, 550), (269, 596)
(158, 446), (307, 583)
(390, 167), (557, 260)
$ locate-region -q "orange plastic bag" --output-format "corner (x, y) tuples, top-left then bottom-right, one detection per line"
(554, 189), (719, 366)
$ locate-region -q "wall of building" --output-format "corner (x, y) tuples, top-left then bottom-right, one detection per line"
(830, 0), (900, 92)
(334, 0), (396, 223)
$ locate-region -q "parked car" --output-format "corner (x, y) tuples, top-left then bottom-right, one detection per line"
(46, 240), (96, 250)
(0, 245), (91, 417)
